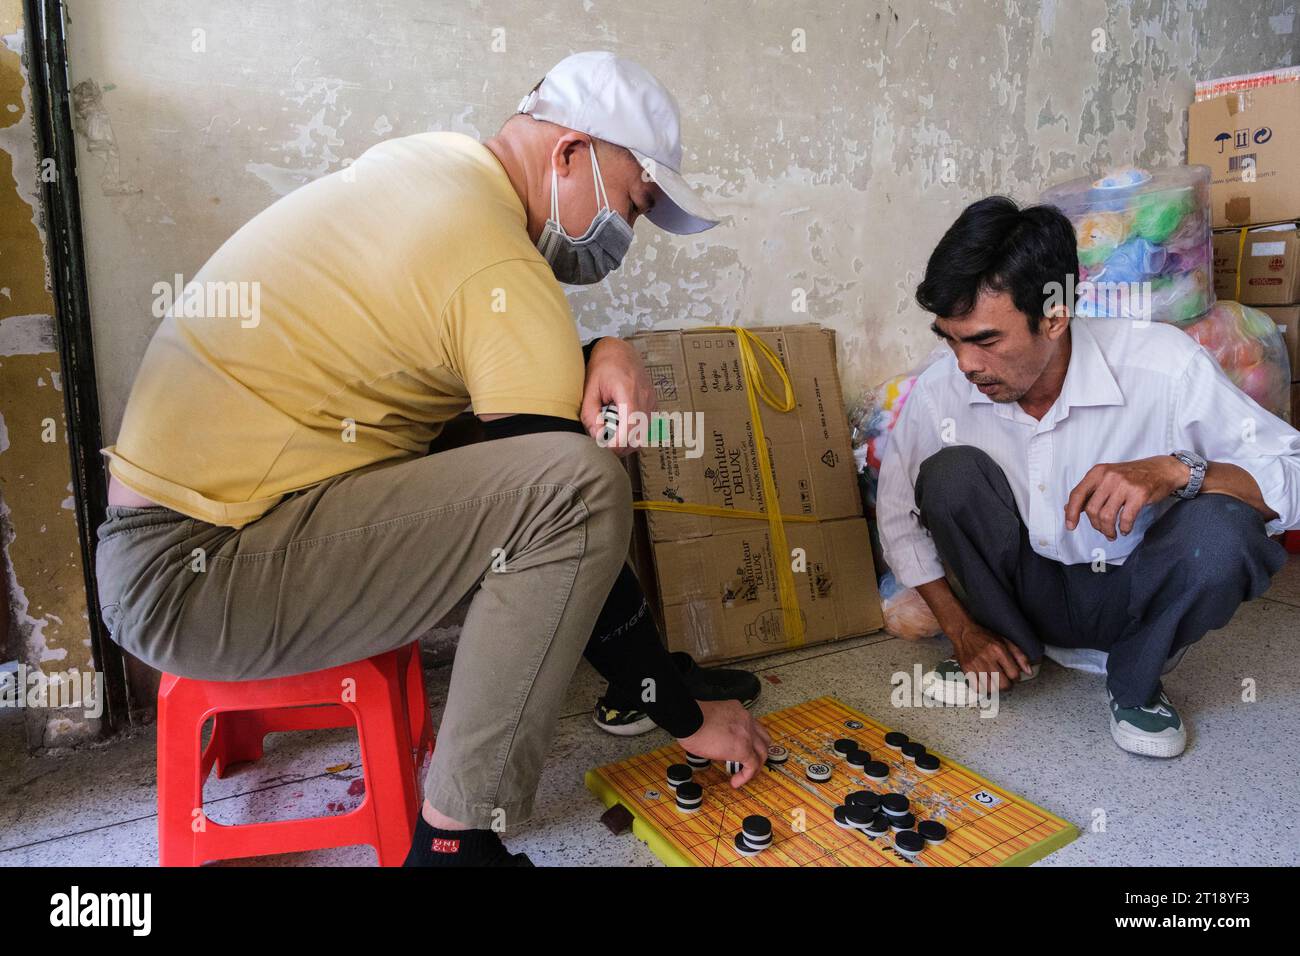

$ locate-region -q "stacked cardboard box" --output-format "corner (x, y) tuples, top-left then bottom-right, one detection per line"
(624, 324), (883, 665)
(1189, 73), (1299, 229)
(1191, 69), (1300, 424)
(1211, 224), (1300, 306)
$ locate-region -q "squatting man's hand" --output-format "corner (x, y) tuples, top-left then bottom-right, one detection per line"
(952, 620), (1033, 692)
(677, 699), (772, 788)
(1064, 455), (1189, 541)
(580, 337), (656, 455)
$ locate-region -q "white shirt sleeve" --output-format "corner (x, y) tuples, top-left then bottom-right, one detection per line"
(1171, 347), (1300, 534)
(877, 382), (948, 588)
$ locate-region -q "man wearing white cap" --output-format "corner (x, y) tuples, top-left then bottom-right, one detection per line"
(96, 50), (769, 867)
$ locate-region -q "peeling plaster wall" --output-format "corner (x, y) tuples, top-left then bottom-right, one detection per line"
(65, 0), (1296, 436)
(1, 0), (98, 749)
(53, 0), (1294, 683)
(62, 0), (1299, 435)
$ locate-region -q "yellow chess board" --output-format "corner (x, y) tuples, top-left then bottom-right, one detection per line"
(586, 696), (1078, 866)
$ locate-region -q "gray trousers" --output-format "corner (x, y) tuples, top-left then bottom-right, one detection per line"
(96, 432), (633, 828)
(914, 445), (1286, 707)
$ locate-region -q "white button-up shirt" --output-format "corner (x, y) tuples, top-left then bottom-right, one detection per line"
(877, 317), (1300, 588)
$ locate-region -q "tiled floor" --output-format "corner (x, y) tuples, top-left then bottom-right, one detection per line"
(3, 554), (1298, 867)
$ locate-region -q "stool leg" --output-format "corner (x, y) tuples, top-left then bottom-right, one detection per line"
(207, 711), (267, 778)
(353, 661), (420, 866)
(157, 685), (210, 867)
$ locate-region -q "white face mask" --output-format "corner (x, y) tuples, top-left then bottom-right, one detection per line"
(535, 146), (634, 285)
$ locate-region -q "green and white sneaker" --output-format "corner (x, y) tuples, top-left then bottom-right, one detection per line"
(921, 657), (1040, 705)
(1108, 687), (1187, 758)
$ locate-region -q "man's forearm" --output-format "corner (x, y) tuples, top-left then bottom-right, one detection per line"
(913, 577), (974, 643)
(1201, 460), (1278, 521)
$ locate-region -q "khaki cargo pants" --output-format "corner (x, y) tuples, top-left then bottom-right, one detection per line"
(95, 432), (633, 828)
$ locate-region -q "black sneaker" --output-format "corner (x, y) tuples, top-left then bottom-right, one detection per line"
(593, 652), (761, 736)
(591, 698), (658, 736)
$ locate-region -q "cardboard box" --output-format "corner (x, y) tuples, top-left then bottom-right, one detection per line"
(1196, 66), (1300, 102)
(1188, 78), (1300, 227)
(654, 517), (880, 664)
(1212, 223), (1300, 305)
(625, 324), (882, 663)
(1211, 231), (1240, 301)
(1258, 305), (1300, 382)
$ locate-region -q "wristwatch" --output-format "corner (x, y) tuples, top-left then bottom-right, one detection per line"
(1170, 449), (1207, 499)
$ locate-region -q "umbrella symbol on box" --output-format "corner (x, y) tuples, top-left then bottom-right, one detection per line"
(1214, 132), (1232, 153)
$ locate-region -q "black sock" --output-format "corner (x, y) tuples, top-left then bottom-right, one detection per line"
(402, 814), (527, 867)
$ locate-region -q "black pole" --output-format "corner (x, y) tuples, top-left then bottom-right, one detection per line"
(22, 0), (128, 732)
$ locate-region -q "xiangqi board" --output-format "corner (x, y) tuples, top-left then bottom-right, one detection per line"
(585, 696), (1078, 866)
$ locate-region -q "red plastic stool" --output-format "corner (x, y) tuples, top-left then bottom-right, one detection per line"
(1284, 530), (1300, 554)
(157, 641), (435, 866)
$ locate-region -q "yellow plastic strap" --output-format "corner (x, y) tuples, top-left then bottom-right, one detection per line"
(1235, 227), (1248, 303)
(632, 325), (808, 646)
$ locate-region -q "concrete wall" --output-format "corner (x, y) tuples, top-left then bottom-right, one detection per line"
(64, 0), (1296, 438)
(1, 0), (98, 749)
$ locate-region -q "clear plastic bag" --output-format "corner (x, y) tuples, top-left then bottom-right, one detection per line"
(1180, 300), (1292, 420)
(1041, 166), (1214, 324)
(850, 347), (947, 514)
(878, 571), (942, 641)
(850, 349), (947, 641)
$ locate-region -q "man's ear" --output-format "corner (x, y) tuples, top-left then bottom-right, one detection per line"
(551, 132), (590, 178)
(1043, 303), (1070, 339)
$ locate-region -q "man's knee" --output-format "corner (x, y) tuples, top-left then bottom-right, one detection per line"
(551, 433), (633, 549)
(915, 444), (1000, 513)
(1158, 493), (1278, 585)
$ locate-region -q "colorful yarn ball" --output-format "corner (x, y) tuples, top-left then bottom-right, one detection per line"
(1076, 212), (1132, 269)
(1165, 209), (1212, 256)
(1154, 271), (1211, 325)
(1133, 190), (1195, 245)
(1098, 236), (1168, 284)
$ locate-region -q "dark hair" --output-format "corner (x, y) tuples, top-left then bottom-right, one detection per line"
(915, 196), (1078, 332)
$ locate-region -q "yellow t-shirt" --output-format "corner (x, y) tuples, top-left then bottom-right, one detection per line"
(104, 132), (585, 528)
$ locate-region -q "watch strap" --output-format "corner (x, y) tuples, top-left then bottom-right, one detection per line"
(1171, 450), (1206, 499)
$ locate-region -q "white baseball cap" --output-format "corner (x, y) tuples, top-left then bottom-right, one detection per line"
(516, 51), (721, 235)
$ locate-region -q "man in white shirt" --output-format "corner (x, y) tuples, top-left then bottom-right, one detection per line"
(877, 196), (1298, 758)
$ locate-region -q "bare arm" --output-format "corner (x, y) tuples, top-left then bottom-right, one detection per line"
(913, 577), (973, 639)
(1200, 460), (1278, 520)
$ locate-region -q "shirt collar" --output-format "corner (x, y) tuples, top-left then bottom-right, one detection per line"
(965, 319), (1125, 420)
